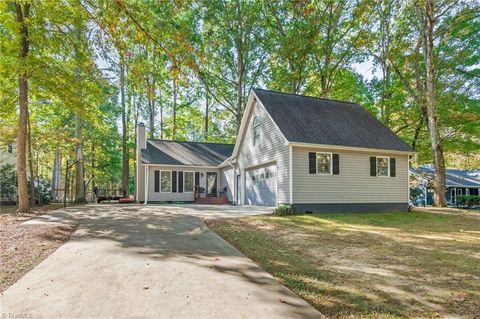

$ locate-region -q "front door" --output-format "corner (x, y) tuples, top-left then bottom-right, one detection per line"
(207, 172), (217, 197)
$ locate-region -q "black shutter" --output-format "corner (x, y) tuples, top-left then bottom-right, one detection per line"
(332, 154), (339, 175)
(309, 152), (316, 174)
(390, 158), (396, 177)
(178, 171), (184, 193)
(370, 157), (377, 176)
(195, 172), (200, 186)
(154, 170), (160, 192)
(172, 171), (177, 192)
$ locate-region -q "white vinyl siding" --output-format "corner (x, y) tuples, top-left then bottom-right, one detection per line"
(236, 100), (289, 205)
(220, 167), (234, 202)
(293, 146), (408, 203)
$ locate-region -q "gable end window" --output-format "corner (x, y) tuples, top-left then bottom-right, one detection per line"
(160, 171), (172, 192)
(252, 116), (260, 146)
(316, 152), (332, 175)
(376, 156), (390, 177)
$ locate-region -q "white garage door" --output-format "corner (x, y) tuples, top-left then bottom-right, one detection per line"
(245, 164), (277, 206)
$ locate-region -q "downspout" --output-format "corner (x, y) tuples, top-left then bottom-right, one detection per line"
(144, 164), (149, 204)
(289, 144), (293, 205)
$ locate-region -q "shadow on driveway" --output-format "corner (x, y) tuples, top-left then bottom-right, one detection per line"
(1, 204), (322, 319)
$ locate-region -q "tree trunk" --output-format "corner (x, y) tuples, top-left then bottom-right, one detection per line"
(91, 142), (95, 202)
(425, 0), (446, 207)
(235, 0), (244, 134)
(120, 57), (129, 197)
(159, 88), (164, 139)
(172, 78), (177, 139)
(74, 113), (86, 203)
(15, 2), (30, 213)
(148, 45), (156, 139)
(204, 90), (209, 138)
(27, 111), (35, 206)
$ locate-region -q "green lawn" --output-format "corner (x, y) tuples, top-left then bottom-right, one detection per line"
(207, 210), (480, 318)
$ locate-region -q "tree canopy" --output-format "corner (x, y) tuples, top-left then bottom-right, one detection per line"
(1, 0), (478, 211)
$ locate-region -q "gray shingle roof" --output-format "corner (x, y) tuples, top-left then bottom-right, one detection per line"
(253, 88), (413, 152)
(141, 140), (234, 166)
(411, 166), (480, 187)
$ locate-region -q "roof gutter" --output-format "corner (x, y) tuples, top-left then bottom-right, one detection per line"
(288, 142), (415, 155)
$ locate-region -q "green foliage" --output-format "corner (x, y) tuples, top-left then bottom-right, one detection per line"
(0, 164), (17, 201)
(273, 204), (297, 216)
(1, 0), (478, 203)
(456, 195), (480, 208)
(28, 179), (52, 206)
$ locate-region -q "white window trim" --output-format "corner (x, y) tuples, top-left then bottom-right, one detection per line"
(160, 170), (172, 193)
(183, 171), (194, 193)
(252, 116), (260, 146)
(316, 152), (333, 175)
(376, 156), (390, 177)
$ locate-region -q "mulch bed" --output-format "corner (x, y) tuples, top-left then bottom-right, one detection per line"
(0, 206), (79, 293)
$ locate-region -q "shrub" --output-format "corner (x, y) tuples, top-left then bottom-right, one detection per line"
(29, 179), (52, 205)
(0, 164), (52, 205)
(0, 164), (17, 202)
(456, 195), (480, 208)
(273, 204), (297, 216)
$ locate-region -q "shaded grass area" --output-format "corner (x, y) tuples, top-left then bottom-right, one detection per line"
(207, 211), (480, 318)
(0, 203), (79, 292)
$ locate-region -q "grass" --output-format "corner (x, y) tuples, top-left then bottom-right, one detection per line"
(207, 210), (480, 318)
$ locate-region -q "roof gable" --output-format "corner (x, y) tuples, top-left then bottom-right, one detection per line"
(141, 140), (234, 166)
(253, 88), (413, 153)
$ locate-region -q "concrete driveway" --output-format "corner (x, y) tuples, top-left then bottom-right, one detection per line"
(0, 204), (322, 319)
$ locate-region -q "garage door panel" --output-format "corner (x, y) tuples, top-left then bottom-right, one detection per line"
(246, 165), (277, 206)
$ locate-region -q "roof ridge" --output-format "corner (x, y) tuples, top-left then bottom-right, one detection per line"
(148, 139), (234, 146)
(252, 87), (360, 106)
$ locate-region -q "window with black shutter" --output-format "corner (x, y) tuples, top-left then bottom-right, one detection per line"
(154, 170), (160, 192)
(332, 154), (339, 175)
(309, 152), (316, 174)
(390, 158), (396, 177)
(178, 171), (184, 193)
(370, 157), (377, 176)
(172, 171), (177, 193)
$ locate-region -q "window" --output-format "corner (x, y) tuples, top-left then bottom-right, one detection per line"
(184, 171), (194, 192)
(7, 144), (13, 154)
(160, 171), (171, 192)
(316, 152), (332, 174)
(376, 157), (389, 177)
(252, 116), (260, 146)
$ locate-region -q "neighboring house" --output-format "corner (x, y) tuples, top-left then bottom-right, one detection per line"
(0, 141), (16, 167)
(136, 88), (414, 212)
(1, 141), (17, 204)
(410, 165), (480, 206)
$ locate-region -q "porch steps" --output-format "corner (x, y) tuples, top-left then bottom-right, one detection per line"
(195, 197), (230, 205)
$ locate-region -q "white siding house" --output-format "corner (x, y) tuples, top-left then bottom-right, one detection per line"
(136, 88), (414, 212)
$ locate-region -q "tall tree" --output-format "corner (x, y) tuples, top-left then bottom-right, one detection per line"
(424, 0), (446, 206)
(14, 1), (30, 213)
